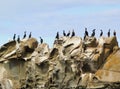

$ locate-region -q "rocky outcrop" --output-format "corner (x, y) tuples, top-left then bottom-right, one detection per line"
(95, 50), (120, 82)
(0, 38), (38, 62)
(0, 35), (119, 89)
(31, 43), (50, 64)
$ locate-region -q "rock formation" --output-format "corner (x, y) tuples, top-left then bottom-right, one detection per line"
(0, 33), (119, 89)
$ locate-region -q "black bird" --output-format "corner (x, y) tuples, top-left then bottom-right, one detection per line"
(84, 28), (88, 40)
(40, 37), (43, 44)
(23, 31), (26, 39)
(67, 30), (70, 36)
(17, 35), (20, 43)
(113, 30), (116, 36)
(100, 29), (103, 37)
(108, 29), (110, 37)
(55, 32), (59, 39)
(63, 30), (66, 36)
(29, 32), (32, 38)
(91, 29), (96, 37)
(84, 34), (86, 40)
(13, 34), (16, 41)
(85, 28), (88, 36)
(71, 29), (75, 37)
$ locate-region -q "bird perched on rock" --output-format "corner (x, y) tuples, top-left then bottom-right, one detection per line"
(40, 37), (43, 44)
(23, 31), (26, 39)
(71, 29), (75, 37)
(63, 30), (66, 36)
(17, 35), (20, 43)
(55, 32), (59, 39)
(13, 34), (16, 41)
(84, 28), (88, 40)
(100, 29), (103, 37)
(85, 28), (88, 36)
(83, 35), (86, 40)
(91, 29), (96, 37)
(67, 30), (70, 36)
(108, 29), (110, 37)
(113, 30), (116, 36)
(29, 32), (32, 38)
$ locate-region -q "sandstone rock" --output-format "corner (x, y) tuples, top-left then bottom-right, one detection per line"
(62, 36), (82, 56)
(84, 36), (98, 47)
(95, 50), (120, 82)
(0, 41), (16, 58)
(26, 38), (38, 50)
(0, 35), (119, 89)
(31, 43), (50, 65)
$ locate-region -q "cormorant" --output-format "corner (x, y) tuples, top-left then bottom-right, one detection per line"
(71, 29), (75, 37)
(113, 30), (116, 36)
(40, 37), (43, 44)
(85, 28), (88, 36)
(63, 30), (66, 36)
(108, 29), (110, 37)
(91, 29), (96, 37)
(29, 32), (32, 38)
(23, 31), (26, 39)
(13, 34), (16, 41)
(67, 30), (70, 36)
(83, 34), (86, 40)
(55, 32), (59, 39)
(100, 29), (103, 37)
(17, 35), (20, 43)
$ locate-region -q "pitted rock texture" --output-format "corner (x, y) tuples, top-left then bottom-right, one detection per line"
(0, 36), (119, 89)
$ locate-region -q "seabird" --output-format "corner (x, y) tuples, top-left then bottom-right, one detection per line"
(13, 34), (16, 41)
(113, 30), (116, 36)
(63, 30), (66, 36)
(55, 32), (59, 39)
(71, 29), (75, 37)
(17, 35), (20, 43)
(40, 37), (43, 44)
(23, 31), (26, 39)
(91, 29), (96, 37)
(108, 29), (110, 37)
(85, 28), (88, 36)
(83, 34), (86, 40)
(100, 29), (103, 37)
(67, 30), (70, 36)
(29, 32), (32, 38)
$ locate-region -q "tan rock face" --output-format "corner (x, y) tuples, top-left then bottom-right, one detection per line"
(84, 36), (98, 47)
(62, 36), (82, 56)
(0, 41), (16, 58)
(95, 50), (120, 82)
(31, 43), (50, 64)
(19, 38), (38, 52)
(0, 38), (38, 62)
(0, 35), (119, 89)
(26, 38), (38, 50)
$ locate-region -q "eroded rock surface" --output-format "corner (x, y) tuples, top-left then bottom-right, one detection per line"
(0, 36), (119, 89)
